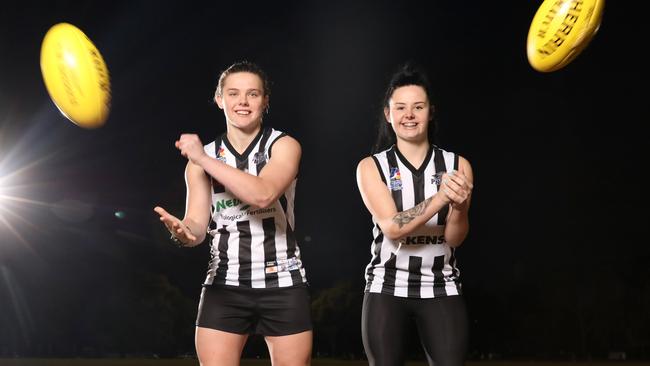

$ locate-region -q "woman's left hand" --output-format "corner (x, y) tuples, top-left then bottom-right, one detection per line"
(441, 170), (473, 211)
(175, 134), (208, 166)
(153, 206), (198, 246)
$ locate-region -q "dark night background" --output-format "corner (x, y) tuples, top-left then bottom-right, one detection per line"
(1, 0), (649, 362)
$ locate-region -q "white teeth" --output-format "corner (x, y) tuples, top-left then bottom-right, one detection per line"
(236, 111), (250, 115)
(403, 123), (417, 127)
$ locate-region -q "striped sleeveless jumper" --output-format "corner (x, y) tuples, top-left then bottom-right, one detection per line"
(365, 144), (461, 298)
(202, 126), (307, 288)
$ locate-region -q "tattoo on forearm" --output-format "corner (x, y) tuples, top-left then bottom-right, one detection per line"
(392, 197), (433, 228)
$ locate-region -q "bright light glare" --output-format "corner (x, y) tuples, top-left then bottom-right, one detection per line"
(0, 163), (49, 248)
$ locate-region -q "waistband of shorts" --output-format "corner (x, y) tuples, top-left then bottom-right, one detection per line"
(202, 281), (309, 291)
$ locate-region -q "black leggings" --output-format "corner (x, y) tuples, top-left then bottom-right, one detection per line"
(361, 292), (468, 366)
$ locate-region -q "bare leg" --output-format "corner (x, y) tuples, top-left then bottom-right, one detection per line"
(265, 330), (313, 366)
(195, 326), (249, 366)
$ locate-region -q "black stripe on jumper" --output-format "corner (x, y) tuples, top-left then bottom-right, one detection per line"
(286, 217), (303, 285)
(255, 127), (273, 173)
(236, 221), (252, 287)
(262, 217), (279, 288)
(432, 254), (448, 297)
(236, 156), (248, 172)
(407, 256), (423, 298)
(433, 148), (449, 225)
(280, 193), (302, 285)
(214, 225), (230, 285)
(449, 247), (461, 293)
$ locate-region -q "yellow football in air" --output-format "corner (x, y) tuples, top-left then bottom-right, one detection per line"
(527, 0), (605, 72)
(40, 23), (111, 128)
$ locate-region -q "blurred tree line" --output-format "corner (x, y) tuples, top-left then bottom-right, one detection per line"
(1, 204), (649, 361)
(2, 265), (649, 360)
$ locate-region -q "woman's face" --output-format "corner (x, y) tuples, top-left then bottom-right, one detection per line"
(215, 72), (268, 131)
(385, 85), (431, 143)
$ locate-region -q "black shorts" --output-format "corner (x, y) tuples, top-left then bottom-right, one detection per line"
(196, 283), (312, 336)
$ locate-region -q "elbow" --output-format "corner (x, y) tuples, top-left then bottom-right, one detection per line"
(251, 193), (276, 209)
(385, 232), (402, 241)
(381, 225), (403, 241)
(445, 227), (469, 248)
(377, 218), (408, 241)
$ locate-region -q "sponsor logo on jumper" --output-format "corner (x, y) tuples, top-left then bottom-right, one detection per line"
(432, 172), (444, 185)
(253, 151), (268, 165)
(265, 257), (301, 274)
(214, 198), (245, 212)
(219, 207), (276, 221)
(401, 235), (445, 245)
(389, 167), (402, 191)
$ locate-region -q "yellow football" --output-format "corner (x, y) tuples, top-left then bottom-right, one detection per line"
(40, 23), (111, 128)
(527, 0), (605, 72)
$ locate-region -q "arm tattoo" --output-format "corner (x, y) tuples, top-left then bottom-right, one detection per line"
(392, 197), (433, 228)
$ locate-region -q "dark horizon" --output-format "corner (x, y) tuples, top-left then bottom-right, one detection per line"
(1, 0), (648, 361)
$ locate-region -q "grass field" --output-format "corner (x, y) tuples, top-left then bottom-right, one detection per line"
(1, 359), (649, 366)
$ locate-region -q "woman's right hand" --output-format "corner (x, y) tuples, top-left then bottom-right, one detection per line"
(154, 206), (197, 245)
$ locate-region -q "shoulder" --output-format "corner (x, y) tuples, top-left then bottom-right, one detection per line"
(358, 147), (392, 173)
(267, 127), (299, 147)
(356, 156), (387, 187)
(357, 156), (375, 171)
(266, 129), (301, 160)
(357, 156), (384, 179)
(458, 155), (471, 166)
(270, 133), (301, 153)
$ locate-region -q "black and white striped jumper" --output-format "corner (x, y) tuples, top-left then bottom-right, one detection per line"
(365, 144), (461, 298)
(202, 126), (307, 288)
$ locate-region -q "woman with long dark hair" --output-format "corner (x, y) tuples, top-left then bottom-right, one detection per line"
(356, 63), (474, 366)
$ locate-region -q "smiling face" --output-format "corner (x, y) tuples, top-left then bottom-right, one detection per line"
(215, 71), (269, 132)
(384, 85), (432, 143)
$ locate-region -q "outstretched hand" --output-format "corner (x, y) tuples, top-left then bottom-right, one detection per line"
(154, 206), (197, 245)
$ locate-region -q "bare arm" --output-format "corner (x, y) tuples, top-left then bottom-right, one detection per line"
(356, 157), (451, 240)
(177, 134), (301, 209)
(154, 160), (212, 247)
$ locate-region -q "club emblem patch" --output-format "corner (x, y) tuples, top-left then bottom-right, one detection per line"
(389, 167), (402, 191)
